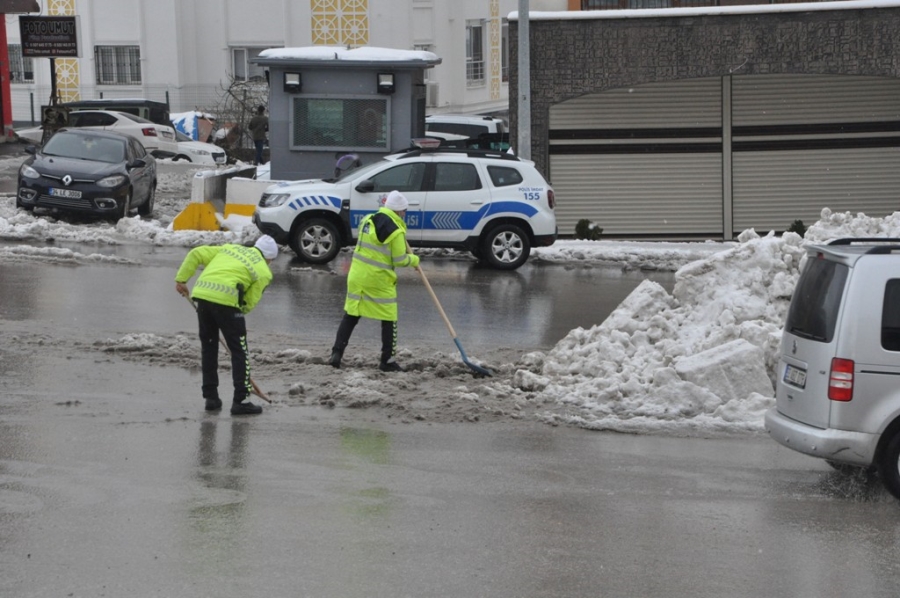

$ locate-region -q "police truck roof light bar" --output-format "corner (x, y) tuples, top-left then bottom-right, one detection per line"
(411, 137), (441, 150)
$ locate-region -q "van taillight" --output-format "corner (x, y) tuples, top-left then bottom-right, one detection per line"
(828, 358), (854, 401)
(547, 190), (555, 209)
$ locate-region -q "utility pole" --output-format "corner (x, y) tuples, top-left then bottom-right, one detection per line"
(517, 0), (531, 160)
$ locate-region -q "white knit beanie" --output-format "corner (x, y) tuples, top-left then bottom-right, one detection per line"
(254, 235), (278, 260)
(384, 190), (409, 212)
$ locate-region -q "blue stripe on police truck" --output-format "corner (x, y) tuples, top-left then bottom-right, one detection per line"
(349, 201), (539, 231)
(289, 195), (342, 211)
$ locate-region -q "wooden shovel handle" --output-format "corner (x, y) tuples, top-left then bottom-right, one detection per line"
(406, 241), (458, 339)
(184, 294), (271, 402)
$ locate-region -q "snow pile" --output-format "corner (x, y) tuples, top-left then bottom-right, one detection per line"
(521, 230), (808, 434)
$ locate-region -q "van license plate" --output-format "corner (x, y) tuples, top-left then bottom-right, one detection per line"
(783, 364), (807, 388)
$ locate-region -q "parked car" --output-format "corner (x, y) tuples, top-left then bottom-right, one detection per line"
(425, 114), (506, 138)
(17, 128), (157, 221)
(765, 238), (900, 499)
(59, 98), (171, 126)
(172, 130), (227, 165)
(16, 110), (178, 158)
(253, 139), (557, 270)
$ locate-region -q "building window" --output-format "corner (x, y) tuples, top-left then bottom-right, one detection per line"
(232, 47), (268, 82)
(466, 20), (485, 87)
(8, 44), (33, 83)
(291, 96), (389, 151)
(501, 20), (509, 83)
(94, 45), (141, 85)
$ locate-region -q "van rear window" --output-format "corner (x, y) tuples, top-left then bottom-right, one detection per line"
(882, 280), (900, 351)
(785, 257), (848, 342)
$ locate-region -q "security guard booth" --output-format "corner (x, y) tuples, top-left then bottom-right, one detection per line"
(253, 47), (441, 182)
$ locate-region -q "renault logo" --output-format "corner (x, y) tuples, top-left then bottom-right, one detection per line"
(62, 174), (72, 186)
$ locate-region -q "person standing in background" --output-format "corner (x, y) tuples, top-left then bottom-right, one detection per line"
(248, 105), (268, 166)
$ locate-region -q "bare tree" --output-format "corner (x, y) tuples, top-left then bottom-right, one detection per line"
(200, 77), (269, 162)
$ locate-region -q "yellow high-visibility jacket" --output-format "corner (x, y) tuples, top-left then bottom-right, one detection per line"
(175, 244), (273, 314)
(344, 208), (419, 321)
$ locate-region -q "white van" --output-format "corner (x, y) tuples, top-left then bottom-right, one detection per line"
(425, 114), (505, 138)
(765, 238), (900, 499)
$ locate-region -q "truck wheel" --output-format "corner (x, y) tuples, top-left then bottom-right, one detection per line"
(480, 224), (530, 270)
(877, 430), (900, 500)
(290, 218), (341, 264)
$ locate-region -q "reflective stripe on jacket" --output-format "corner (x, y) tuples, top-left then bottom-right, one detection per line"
(175, 244), (273, 314)
(344, 207), (419, 321)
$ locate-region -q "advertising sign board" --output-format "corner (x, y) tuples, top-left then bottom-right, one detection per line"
(19, 16), (80, 58)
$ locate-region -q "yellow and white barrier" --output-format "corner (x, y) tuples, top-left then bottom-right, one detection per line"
(172, 165), (266, 231)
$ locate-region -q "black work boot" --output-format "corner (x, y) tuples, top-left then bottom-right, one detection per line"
(231, 400), (262, 415)
(379, 358), (403, 372)
(204, 397), (223, 412)
(329, 347), (344, 368)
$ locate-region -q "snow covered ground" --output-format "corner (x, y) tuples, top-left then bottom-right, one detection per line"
(1, 150), (895, 435)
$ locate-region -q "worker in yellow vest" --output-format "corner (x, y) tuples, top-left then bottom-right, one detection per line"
(175, 235), (277, 414)
(330, 190), (419, 371)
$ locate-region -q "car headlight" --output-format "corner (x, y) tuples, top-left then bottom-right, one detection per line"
(190, 149), (211, 156)
(259, 193), (290, 208)
(20, 165), (40, 179)
(97, 175), (127, 188)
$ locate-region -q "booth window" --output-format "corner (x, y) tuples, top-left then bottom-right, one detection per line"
(291, 96), (389, 151)
(95, 45), (141, 85)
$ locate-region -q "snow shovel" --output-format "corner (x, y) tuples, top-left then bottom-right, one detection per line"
(183, 294), (271, 402)
(407, 242), (493, 377)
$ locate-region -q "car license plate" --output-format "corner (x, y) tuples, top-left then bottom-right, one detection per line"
(783, 364), (807, 388)
(49, 187), (82, 199)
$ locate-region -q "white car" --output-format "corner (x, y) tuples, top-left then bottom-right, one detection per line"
(253, 139), (557, 270)
(172, 130), (227, 165)
(16, 110), (178, 158)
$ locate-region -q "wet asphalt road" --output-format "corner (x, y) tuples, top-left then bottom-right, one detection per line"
(0, 241), (677, 350)
(2, 175), (900, 597)
(2, 253), (900, 596)
(3, 347), (900, 598)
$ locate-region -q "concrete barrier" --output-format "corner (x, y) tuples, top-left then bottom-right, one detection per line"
(172, 165), (262, 231)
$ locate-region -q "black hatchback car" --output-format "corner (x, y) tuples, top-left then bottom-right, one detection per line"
(17, 128), (157, 221)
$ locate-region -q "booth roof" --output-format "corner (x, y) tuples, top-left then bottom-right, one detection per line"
(254, 46), (441, 67)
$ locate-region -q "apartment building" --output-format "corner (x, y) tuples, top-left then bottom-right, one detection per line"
(5, 0), (518, 127)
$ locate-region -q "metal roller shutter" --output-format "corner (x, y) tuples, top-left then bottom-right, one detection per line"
(550, 153), (723, 236)
(549, 78), (724, 237)
(732, 74), (900, 232)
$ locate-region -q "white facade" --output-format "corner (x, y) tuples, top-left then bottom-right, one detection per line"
(6, 0), (516, 126)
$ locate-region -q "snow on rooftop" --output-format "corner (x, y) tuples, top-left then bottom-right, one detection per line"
(258, 46), (440, 63)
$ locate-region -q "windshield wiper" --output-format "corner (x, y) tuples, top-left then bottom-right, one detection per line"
(790, 327), (827, 341)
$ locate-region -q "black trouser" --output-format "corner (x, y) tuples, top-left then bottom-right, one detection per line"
(333, 313), (397, 364)
(196, 299), (252, 402)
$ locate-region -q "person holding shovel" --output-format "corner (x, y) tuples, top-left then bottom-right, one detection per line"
(330, 190), (419, 372)
(175, 235), (278, 415)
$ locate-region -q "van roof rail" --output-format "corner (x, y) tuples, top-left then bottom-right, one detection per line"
(828, 238), (900, 245)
